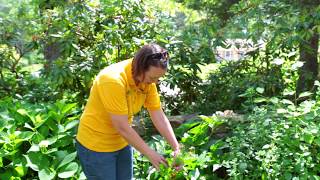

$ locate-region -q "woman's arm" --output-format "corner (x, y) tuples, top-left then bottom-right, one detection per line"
(148, 109), (180, 153)
(111, 114), (167, 170)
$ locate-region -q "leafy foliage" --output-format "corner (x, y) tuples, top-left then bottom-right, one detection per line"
(222, 83), (320, 179)
(193, 48), (300, 114)
(134, 115), (227, 179)
(0, 98), (82, 180)
(1, 0), (320, 179)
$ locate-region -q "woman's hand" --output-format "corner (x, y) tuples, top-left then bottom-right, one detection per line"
(173, 148), (180, 158)
(146, 149), (168, 170)
(172, 147), (183, 171)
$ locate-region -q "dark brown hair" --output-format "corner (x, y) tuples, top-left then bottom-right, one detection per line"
(132, 43), (169, 82)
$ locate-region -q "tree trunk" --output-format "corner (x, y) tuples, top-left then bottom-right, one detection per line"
(296, 32), (319, 95)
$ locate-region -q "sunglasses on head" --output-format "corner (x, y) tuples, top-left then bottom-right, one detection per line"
(148, 51), (169, 65)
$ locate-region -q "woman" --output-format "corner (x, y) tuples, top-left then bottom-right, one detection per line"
(76, 43), (180, 180)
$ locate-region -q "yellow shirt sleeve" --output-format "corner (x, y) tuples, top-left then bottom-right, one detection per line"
(144, 83), (161, 111)
(97, 81), (128, 115)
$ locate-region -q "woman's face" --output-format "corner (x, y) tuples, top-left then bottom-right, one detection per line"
(142, 66), (167, 84)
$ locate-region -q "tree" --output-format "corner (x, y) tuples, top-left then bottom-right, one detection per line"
(294, 0), (319, 95)
(177, 0), (320, 96)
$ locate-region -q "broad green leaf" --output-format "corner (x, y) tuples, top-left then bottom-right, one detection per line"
(281, 99), (294, 105)
(39, 168), (56, 180)
(33, 114), (47, 128)
(311, 175), (320, 180)
(58, 162), (78, 178)
(53, 151), (70, 167)
(270, 97), (279, 104)
(45, 119), (59, 132)
(254, 97), (267, 103)
(257, 150), (266, 156)
(50, 34), (63, 38)
(132, 37), (145, 45)
(309, 125), (318, 134)
(61, 103), (77, 115)
(14, 166), (27, 177)
(263, 119), (271, 126)
(272, 58), (284, 65)
(0, 169), (13, 180)
(39, 140), (50, 148)
(298, 91), (313, 98)
(0, 148), (9, 158)
(28, 144), (40, 152)
(256, 87), (264, 94)
(64, 120), (79, 131)
(58, 124), (66, 133)
(58, 152), (77, 169)
(189, 124), (206, 135)
(283, 89), (295, 96)
(190, 168), (200, 180)
(44, 148), (58, 154)
(284, 172), (292, 180)
(212, 164), (222, 172)
(314, 138), (320, 146)
(291, 61), (304, 70)
(262, 144), (270, 149)
(0, 112), (9, 129)
(277, 109), (287, 114)
(24, 123), (34, 130)
(239, 162), (247, 171)
(71, 43), (79, 50)
(197, 152), (210, 164)
(17, 109), (28, 116)
(302, 133), (314, 144)
(16, 131), (35, 141)
(46, 136), (58, 145)
(79, 172), (87, 180)
(39, 125), (50, 137)
(24, 152), (50, 171)
(175, 120), (200, 137)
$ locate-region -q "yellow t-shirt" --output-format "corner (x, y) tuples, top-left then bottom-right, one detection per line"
(76, 59), (161, 152)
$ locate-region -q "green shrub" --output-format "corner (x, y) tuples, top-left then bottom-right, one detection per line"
(0, 98), (82, 180)
(222, 85), (320, 179)
(134, 115), (227, 179)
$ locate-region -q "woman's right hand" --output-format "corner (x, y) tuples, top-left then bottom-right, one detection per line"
(146, 149), (168, 170)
